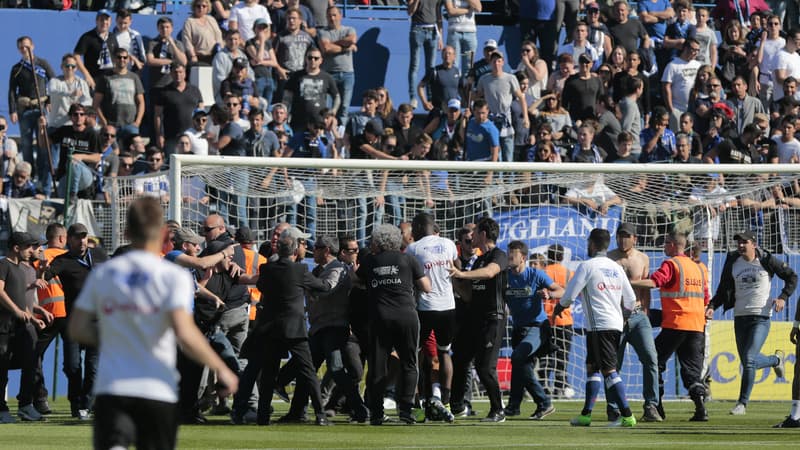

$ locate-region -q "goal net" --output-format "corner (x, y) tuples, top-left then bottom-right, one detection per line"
(165, 156), (800, 401)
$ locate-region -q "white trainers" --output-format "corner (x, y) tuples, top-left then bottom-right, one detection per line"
(18, 404), (44, 421)
(730, 403), (746, 415)
(382, 397), (397, 411)
(0, 410), (16, 424)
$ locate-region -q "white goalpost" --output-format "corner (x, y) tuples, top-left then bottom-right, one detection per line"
(164, 155), (800, 401)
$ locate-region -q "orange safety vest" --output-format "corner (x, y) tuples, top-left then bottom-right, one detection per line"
(33, 247), (68, 318)
(659, 255), (707, 332)
(544, 263), (573, 326)
(243, 247), (266, 321)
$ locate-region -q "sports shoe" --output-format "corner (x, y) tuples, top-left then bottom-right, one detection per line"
(570, 414), (592, 426)
(370, 414), (392, 425)
(656, 403), (667, 420)
(34, 398), (52, 415)
(430, 399), (455, 423)
(0, 410), (16, 424)
(18, 404), (45, 422)
(276, 414), (308, 424)
(382, 397), (397, 411)
(607, 406), (621, 422)
(773, 416), (800, 428)
(689, 408), (708, 422)
(641, 404), (664, 422)
(730, 403), (746, 416)
(314, 415), (332, 426)
(774, 350), (786, 379)
(452, 405), (472, 417)
(398, 409), (417, 424)
(274, 387), (291, 403)
(503, 406), (521, 417)
(211, 402), (231, 415)
(409, 98), (418, 109)
(481, 411), (506, 423)
(530, 405), (555, 420)
(608, 415), (637, 427)
(73, 408), (91, 421)
(231, 408), (258, 425)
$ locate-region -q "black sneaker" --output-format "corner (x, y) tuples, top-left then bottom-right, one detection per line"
(773, 416), (800, 428)
(34, 398), (52, 415)
(276, 414), (308, 424)
(370, 414), (392, 425)
(656, 403), (667, 420)
(481, 411), (506, 423)
(689, 408), (708, 422)
(398, 409), (417, 424)
(503, 406), (521, 417)
(607, 406), (621, 422)
(530, 405), (555, 420)
(314, 415), (332, 426)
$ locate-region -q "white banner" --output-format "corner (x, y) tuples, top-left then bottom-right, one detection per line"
(7, 198), (99, 240)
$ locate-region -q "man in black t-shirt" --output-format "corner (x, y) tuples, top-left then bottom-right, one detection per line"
(284, 48), (340, 134)
(153, 63), (202, 154)
(448, 217), (509, 423)
(356, 224), (431, 424)
(607, 1), (651, 53)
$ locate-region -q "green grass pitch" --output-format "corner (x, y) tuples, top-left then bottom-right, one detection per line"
(2, 398), (799, 449)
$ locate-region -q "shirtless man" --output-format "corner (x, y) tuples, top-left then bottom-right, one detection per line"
(606, 222), (662, 422)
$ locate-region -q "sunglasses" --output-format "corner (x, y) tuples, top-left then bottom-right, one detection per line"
(202, 226), (218, 234)
(226, 102), (240, 107)
(0, 124), (5, 131)
(103, 132), (116, 138)
(307, 56), (321, 61)
(71, 112), (86, 117)
(64, 64), (77, 69)
(116, 55), (130, 60)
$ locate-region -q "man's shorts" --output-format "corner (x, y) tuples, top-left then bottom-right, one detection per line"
(94, 394), (178, 450)
(418, 309), (456, 353)
(586, 330), (622, 372)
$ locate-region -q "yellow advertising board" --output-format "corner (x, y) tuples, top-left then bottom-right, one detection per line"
(707, 321), (796, 400)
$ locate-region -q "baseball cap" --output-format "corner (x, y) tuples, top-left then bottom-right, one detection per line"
(9, 231), (39, 247)
(192, 108), (208, 118)
(174, 228), (204, 246)
(734, 230), (756, 242)
(586, 2), (600, 10)
(253, 18), (269, 28)
(617, 222), (637, 236)
(314, 235), (339, 254)
(281, 227), (311, 241)
(364, 121), (384, 137)
(235, 226), (256, 244)
(578, 53), (593, 65)
(484, 39), (498, 49)
(68, 223), (89, 237)
(447, 99), (461, 110)
(233, 57), (248, 69)
(97, 9), (112, 18)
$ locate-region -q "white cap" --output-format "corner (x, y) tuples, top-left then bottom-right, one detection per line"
(447, 99), (461, 110)
(484, 39), (498, 49)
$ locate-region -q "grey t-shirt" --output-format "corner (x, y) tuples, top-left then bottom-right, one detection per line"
(96, 71), (144, 127)
(412, 0), (442, 25)
(732, 257), (773, 317)
(478, 72), (519, 117)
(0, 258), (29, 315)
(318, 26), (356, 73)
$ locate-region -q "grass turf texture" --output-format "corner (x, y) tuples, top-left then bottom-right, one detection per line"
(2, 398), (798, 449)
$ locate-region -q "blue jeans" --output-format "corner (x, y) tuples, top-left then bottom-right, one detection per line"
(63, 334), (98, 411)
(330, 71), (355, 126)
(39, 136), (60, 197)
(508, 326), (551, 409)
(734, 315), (779, 405)
(616, 310), (659, 407)
(57, 159), (96, 198)
(18, 109), (40, 168)
(447, 30), (478, 72)
(255, 74), (274, 108)
(408, 26), (438, 99)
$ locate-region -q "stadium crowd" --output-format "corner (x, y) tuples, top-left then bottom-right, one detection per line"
(2, 0), (800, 441)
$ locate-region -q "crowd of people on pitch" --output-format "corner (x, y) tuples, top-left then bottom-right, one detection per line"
(6, 2), (800, 243)
(2, 208), (799, 428)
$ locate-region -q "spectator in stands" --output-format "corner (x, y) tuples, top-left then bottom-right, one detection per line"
(74, 9), (116, 90)
(418, 46), (461, 122)
(595, 94), (622, 160)
(639, 107), (676, 163)
(677, 113), (704, 157)
(462, 99), (499, 216)
(558, 22), (601, 70)
(111, 9), (146, 73)
(210, 104), (248, 228)
(243, 108), (269, 158)
(425, 98), (467, 161)
(183, 0), (224, 66)
(212, 30), (251, 105)
(719, 20), (749, 89)
(345, 89), (382, 148)
(392, 103), (423, 154)
(511, 73), (533, 162)
(467, 39), (497, 93)
(607, 1), (652, 54)
(477, 52), (529, 164)
(146, 17), (188, 91)
(246, 18), (284, 109)
(773, 29), (800, 103)
(637, 0), (674, 69)
(8, 35), (54, 183)
(0, 115), (22, 194)
(770, 115), (800, 163)
(3, 161), (42, 199)
(211, 0), (236, 30)
(184, 109), (210, 156)
(692, 74), (724, 135)
(93, 48), (145, 144)
(229, 0), (272, 42)
(564, 174), (621, 216)
(532, 91), (572, 143)
(267, 102), (293, 138)
(133, 147), (169, 203)
(613, 131), (638, 163)
(153, 63), (203, 155)
(519, 0), (558, 69)
(406, 0), (443, 109)
(672, 133), (702, 163)
(443, 0), (479, 72)
(273, 8), (316, 104)
(281, 0), (319, 37)
(570, 123), (606, 163)
(619, 77), (643, 158)
(376, 86), (396, 125)
(712, 0), (771, 31)
(662, 39), (702, 131)
(516, 42), (548, 102)
(220, 58), (262, 118)
(318, 6), (357, 126)
(223, 92), (251, 130)
(562, 53), (603, 123)
(693, 8), (718, 69)
(546, 53), (575, 96)
(730, 76), (767, 135)
(283, 47), (339, 135)
(607, 45), (628, 78)
(585, 2), (612, 64)
(758, 15), (786, 108)
(702, 123), (760, 165)
(528, 129), (563, 163)
(664, 2), (696, 60)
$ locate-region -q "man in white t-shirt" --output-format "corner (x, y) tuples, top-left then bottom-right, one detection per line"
(406, 212), (459, 423)
(774, 29), (800, 101)
(770, 116), (800, 163)
(758, 15), (787, 106)
(67, 197), (237, 450)
(661, 38), (702, 130)
(229, 0), (272, 42)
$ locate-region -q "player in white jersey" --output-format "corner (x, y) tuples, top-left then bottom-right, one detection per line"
(68, 197), (238, 450)
(554, 228), (636, 428)
(406, 212), (459, 422)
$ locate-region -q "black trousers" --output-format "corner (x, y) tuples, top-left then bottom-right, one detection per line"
(94, 395), (178, 450)
(451, 316), (504, 414)
(33, 317), (68, 400)
(0, 320), (37, 408)
(367, 311), (419, 417)
(655, 328), (706, 399)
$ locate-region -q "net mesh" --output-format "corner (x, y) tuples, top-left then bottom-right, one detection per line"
(161, 160), (800, 400)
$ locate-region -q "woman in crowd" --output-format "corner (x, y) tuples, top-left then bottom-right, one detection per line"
(607, 45), (627, 77)
(246, 19), (286, 108)
(183, 0), (224, 65)
(719, 20), (749, 89)
(376, 86), (396, 126)
(517, 41), (548, 102)
(532, 91), (572, 143)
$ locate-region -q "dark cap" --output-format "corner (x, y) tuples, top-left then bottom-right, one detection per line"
(192, 108), (208, 118)
(314, 235), (339, 254)
(9, 231), (39, 247)
(586, 1), (599, 10)
(734, 230), (756, 242)
(235, 226), (256, 244)
(364, 121), (384, 137)
(617, 222), (637, 236)
(233, 57), (248, 69)
(578, 53), (593, 64)
(174, 227), (204, 246)
(67, 223), (89, 237)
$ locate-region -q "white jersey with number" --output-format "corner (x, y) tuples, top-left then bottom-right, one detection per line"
(73, 250), (194, 403)
(407, 234), (458, 311)
(559, 254), (635, 332)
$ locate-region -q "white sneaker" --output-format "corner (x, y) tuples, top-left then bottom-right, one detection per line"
(0, 410), (16, 424)
(382, 397), (397, 411)
(76, 409), (91, 421)
(409, 98), (418, 109)
(17, 404), (44, 421)
(730, 403), (746, 415)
